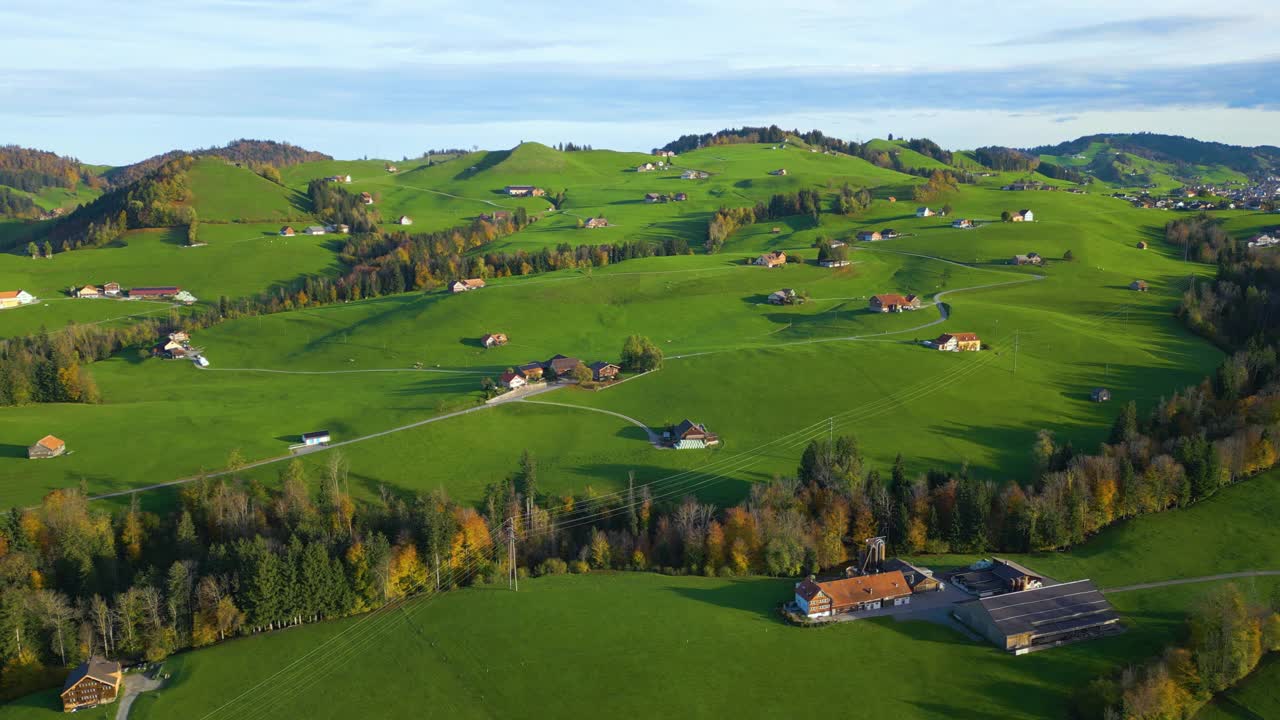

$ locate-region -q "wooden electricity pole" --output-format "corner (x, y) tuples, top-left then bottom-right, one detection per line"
(505, 518), (518, 592)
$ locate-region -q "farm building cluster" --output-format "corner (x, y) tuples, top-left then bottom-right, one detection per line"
(71, 283), (196, 304)
(280, 223), (350, 236)
(152, 331), (208, 366)
(790, 544), (1121, 655)
(495, 354), (621, 391)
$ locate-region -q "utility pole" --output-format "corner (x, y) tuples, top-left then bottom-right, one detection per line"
(1013, 330), (1019, 375)
(504, 518), (518, 592)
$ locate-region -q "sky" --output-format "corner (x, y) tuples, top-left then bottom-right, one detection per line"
(3, 0), (1279, 164)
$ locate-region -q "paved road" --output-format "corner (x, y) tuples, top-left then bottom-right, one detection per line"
(116, 671), (163, 720)
(1102, 570), (1280, 594)
(519, 398), (663, 445)
(84, 384), (565, 502)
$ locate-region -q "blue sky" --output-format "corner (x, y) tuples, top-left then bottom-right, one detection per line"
(3, 0), (1278, 163)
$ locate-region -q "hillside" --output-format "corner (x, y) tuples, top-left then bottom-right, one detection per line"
(0, 146), (104, 218)
(184, 158), (311, 222)
(1029, 133), (1279, 182)
(104, 139), (332, 187)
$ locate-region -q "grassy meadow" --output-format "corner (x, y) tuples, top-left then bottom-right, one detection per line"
(7, 464), (1280, 720)
(0, 155), (1227, 509)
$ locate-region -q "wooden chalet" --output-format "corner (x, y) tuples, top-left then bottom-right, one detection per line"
(933, 332), (981, 352)
(517, 362), (545, 381)
(450, 278), (486, 293)
(869, 293), (920, 312)
(665, 419), (719, 449)
(753, 251), (787, 268)
(28, 434), (66, 459)
(793, 571), (913, 619)
(589, 361), (620, 382)
(60, 656), (121, 712)
(546, 354), (581, 376)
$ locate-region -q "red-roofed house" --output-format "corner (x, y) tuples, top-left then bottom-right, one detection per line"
(934, 332), (981, 352)
(499, 371), (526, 390)
(28, 435), (66, 459)
(869, 294), (921, 312)
(793, 571), (913, 619)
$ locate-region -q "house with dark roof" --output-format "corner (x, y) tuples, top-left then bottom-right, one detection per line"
(517, 362), (545, 381)
(881, 558), (944, 593)
(1014, 209), (1034, 222)
(1091, 387), (1112, 402)
(589, 361), (620, 382)
(279, 225), (296, 236)
(951, 218), (975, 229)
(953, 579), (1123, 654)
(793, 571), (913, 619)
(1130, 280), (1148, 292)
(856, 230), (883, 242)
(933, 332), (981, 352)
(664, 419), (720, 449)
(61, 656), (122, 712)
(301, 430), (331, 446)
(129, 286), (181, 299)
(915, 206), (935, 217)
(28, 435), (66, 459)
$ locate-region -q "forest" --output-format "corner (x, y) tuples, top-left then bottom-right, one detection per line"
(0, 145), (99, 194)
(705, 189), (824, 253)
(103, 139), (331, 187)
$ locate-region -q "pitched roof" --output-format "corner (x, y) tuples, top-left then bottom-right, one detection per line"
(959, 579), (1119, 638)
(499, 370), (522, 384)
(588, 361), (618, 371)
(872, 293), (913, 306)
(62, 656), (120, 694)
(34, 435), (65, 451)
(0, 290), (28, 299)
(939, 332), (980, 343)
(796, 570), (912, 606)
(991, 557), (1042, 583)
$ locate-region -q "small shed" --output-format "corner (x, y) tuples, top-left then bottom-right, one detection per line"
(1091, 387), (1111, 402)
(301, 430), (331, 446)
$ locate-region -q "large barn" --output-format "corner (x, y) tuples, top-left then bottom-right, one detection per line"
(953, 579), (1123, 654)
(60, 656), (122, 712)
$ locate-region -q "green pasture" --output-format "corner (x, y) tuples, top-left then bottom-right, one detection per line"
(1197, 655), (1280, 720)
(184, 159), (312, 223)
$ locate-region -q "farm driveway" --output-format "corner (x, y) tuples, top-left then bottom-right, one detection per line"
(117, 670), (163, 720)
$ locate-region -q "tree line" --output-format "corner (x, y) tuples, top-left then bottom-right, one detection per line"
(102, 139), (331, 188)
(972, 146), (1041, 172)
(0, 145), (100, 195)
(0, 188), (40, 219)
(1077, 582), (1280, 719)
(39, 156), (193, 253)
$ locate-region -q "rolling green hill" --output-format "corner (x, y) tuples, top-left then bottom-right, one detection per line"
(184, 158), (312, 222)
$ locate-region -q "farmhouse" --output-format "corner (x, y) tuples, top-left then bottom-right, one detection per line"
(325, 174), (352, 183)
(793, 571), (913, 619)
(28, 435), (66, 459)
(856, 230), (883, 242)
(1012, 253), (1043, 266)
(279, 226), (296, 236)
(360, 192), (374, 205)
(1091, 387), (1112, 402)
(1130, 280), (1148, 292)
(869, 294), (920, 312)
(386, 164), (398, 173)
(881, 229), (900, 239)
(1248, 234), (1279, 248)
(450, 279), (486, 293)
(0, 290), (36, 309)
(665, 419), (720, 449)
(301, 430), (331, 446)
(674, 192), (688, 201)
(953, 579), (1123, 654)
(481, 333), (508, 348)
(504, 185), (545, 197)
(644, 193), (663, 203)
(583, 217), (610, 229)
(398, 215), (413, 226)
(517, 362), (545, 381)
(916, 206), (935, 218)
(60, 656), (122, 712)
(934, 332), (981, 352)
(1014, 209), (1034, 222)
(337, 224), (350, 234)
(754, 251), (787, 268)
(636, 162), (656, 172)
(546, 354), (581, 376)
(74, 285), (102, 299)
(102, 282), (121, 297)
(153, 339), (186, 359)
(952, 218), (975, 229)
(819, 259), (851, 268)
(589, 361), (620, 382)
(499, 371), (526, 390)
(129, 287), (180, 299)
(769, 168), (788, 176)
(304, 226), (326, 235)
(768, 288), (799, 305)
